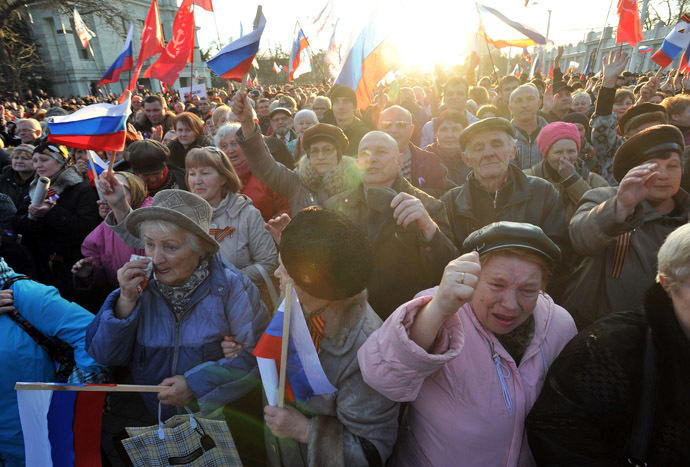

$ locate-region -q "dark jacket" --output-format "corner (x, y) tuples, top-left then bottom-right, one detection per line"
(167, 135), (212, 171)
(342, 116), (370, 157)
(13, 167), (101, 299)
(440, 164), (568, 251)
(325, 175), (459, 318)
(563, 187), (690, 330)
(0, 165), (33, 209)
(134, 113), (175, 138)
(526, 284), (690, 465)
(265, 136), (295, 170)
(408, 143), (450, 197)
(426, 142), (471, 190)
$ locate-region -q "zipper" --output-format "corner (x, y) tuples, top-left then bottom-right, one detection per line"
(490, 342), (514, 413)
(493, 190), (498, 209)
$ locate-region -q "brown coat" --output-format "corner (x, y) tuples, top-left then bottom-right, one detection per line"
(562, 187), (690, 329)
(524, 160), (609, 223)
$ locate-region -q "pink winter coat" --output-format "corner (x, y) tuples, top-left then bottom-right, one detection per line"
(357, 290), (576, 467)
(80, 197), (152, 287)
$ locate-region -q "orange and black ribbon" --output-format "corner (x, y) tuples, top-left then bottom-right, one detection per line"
(209, 226), (235, 242)
(610, 231), (633, 279)
(307, 315), (325, 352)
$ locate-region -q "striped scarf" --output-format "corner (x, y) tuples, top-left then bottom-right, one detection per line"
(0, 258), (15, 287)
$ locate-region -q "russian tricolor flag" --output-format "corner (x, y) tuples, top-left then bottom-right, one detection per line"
(47, 95), (131, 152)
(335, 7), (400, 110)
(289, 23), (312, 81)
(652, 20), (690, 67)
(98, 22), (134, 87)
(639, 45), (653, 53)
(207, 13), (266, 82)
(253, 292), (336, 405)
(17, 388), (105, 466)
(87, 150), (109, 187)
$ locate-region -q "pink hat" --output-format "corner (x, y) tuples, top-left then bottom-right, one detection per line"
(536, 121), (581, 158)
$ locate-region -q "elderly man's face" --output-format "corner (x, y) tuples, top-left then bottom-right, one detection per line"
(357, 131), (402, 188)
(509, 87), (540, 121)
(271, 112), (293, 136)
(16, 120), (40, 143)
(378, 107), (413, 152)
(462, 129), (516, 185)
(144, 102), (165, 125)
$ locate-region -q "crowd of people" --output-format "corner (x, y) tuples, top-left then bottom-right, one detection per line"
(1, 44), (690, 466)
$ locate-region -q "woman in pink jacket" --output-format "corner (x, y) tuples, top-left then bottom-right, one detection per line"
(358, 221), (577, 466)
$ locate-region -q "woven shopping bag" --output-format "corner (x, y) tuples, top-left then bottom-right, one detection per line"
(115, 404), (242, 467)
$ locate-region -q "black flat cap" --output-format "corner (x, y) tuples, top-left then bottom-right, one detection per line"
(552, 81), (574, 95)
(462, 221), (561, 269)
(613, 124), (684, 182)
(617, 103), (666, 134)
(459, 117), (515, 150)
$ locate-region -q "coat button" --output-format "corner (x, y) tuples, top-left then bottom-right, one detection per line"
(217, 286), (223, 292)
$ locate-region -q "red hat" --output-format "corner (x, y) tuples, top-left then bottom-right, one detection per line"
(536, 122), (581, 158)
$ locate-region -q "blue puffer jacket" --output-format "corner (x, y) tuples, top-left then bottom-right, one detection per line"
(86, 254), (269, 418)
(0, 275), (104, 467)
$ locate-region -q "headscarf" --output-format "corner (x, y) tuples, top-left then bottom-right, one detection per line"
(116, 172), (148, 210)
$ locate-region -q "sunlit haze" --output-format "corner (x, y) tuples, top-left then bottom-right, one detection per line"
(194, 0), (620, 73)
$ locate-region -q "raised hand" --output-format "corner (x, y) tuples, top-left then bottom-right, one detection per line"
(602, 50), (629, 87)
(151, 125), (163, 142)
(265, 213), (291, 244)
(615, 162), (658, 222)
(542, 84), (555, 114)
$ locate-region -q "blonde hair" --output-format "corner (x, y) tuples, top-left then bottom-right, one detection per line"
(657, 223), (690, 292)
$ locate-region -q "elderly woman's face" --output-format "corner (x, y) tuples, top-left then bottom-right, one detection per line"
(219, 133), (245, 168)
(11, 151), (33, 173)
(32, 153), (62, 179)
(472, 254), (543, 335)
(295, 115), (317, 135)
(143, 224), (201, 286)
(307, 140), (339, 176)
(571, 96), (590, 114)
(187, 165), (225, 207)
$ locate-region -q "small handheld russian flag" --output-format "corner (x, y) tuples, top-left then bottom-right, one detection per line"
(652, 16), (690, 67)
(253, 286), (336, 406)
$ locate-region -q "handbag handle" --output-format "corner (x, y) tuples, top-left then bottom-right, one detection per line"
(156, 402), (216, 464)
(255, 263), (280, 311)
(157, 402), (198, 440)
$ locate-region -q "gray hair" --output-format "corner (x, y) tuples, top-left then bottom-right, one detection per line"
(657, 223), (690, 292)
(312, 96), (331, 108)
(572, 90), (592, 106)
(139, 219), (211, 256)
(509, 83), (540, 106)
(293, 109), (317, 124)
(213, 123), (241, 147)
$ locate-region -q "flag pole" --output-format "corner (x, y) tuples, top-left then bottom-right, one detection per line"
(88, 43), (109, 96)
(15, 382), (167, 392)
(190, 4), (195, 103)
(277, 283), (293, 408)
(591, 0), (616, 72)
(241, 5), (263, 92)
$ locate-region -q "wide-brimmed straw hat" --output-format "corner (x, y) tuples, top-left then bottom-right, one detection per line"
(125, 189), (219, 254)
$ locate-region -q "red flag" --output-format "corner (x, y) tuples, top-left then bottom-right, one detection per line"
(193, 0), (213, 11)
(126, 0), (166, 94)
(144, 0), (195, 84)
(616, 0), (643, 47)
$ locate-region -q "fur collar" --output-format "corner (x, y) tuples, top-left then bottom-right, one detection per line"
(30, 166), (84, 196)
(313, 291), (368, 349)
(295, 155), (360, 198)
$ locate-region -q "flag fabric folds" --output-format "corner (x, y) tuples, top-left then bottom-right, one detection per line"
(47, 96), (131, 151)
(144, 0), (195, 84)
(512, 64), (520, 77)
(477, 4), (548, 48)
(652, 20), (690, 67)
(193, 0), (213, 12)
(73, 7), (96, 49)
(87, 151), (109, 186)
(273, 62), (281, 74)
(98, 22), (134, 87)
(335, 9), (400, 110)
(126, 0), (166, 93)
(680, 44), (690, 73)
(638, 45), (653, 53)
(289, 22), (312, 81)
(616, 0), (644, 47)
(207, 13), (266, 82)
(17, 389), (106, 467)
(253, 293), (336, 405)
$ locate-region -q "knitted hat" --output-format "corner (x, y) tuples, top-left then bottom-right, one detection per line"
(10, 143), (35, 157)
(280, 206), (373, 300)
(536, 122), (581, 158)
(0, 193), (16, 230)
(329, 85), (358, 109)
(126, 189), (219, 254)
(33, 141), (69, 165)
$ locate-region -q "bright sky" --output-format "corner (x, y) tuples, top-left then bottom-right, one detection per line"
(194, 0), (621, 72)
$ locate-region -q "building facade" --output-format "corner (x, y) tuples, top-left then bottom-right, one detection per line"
(27, 0), (211, 97)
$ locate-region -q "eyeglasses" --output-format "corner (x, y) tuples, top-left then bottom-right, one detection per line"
(307, 146), (337, 158)
(378, 120), (410, 130)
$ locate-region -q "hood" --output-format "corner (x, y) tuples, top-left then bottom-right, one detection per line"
(213, 192), (254, 220)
